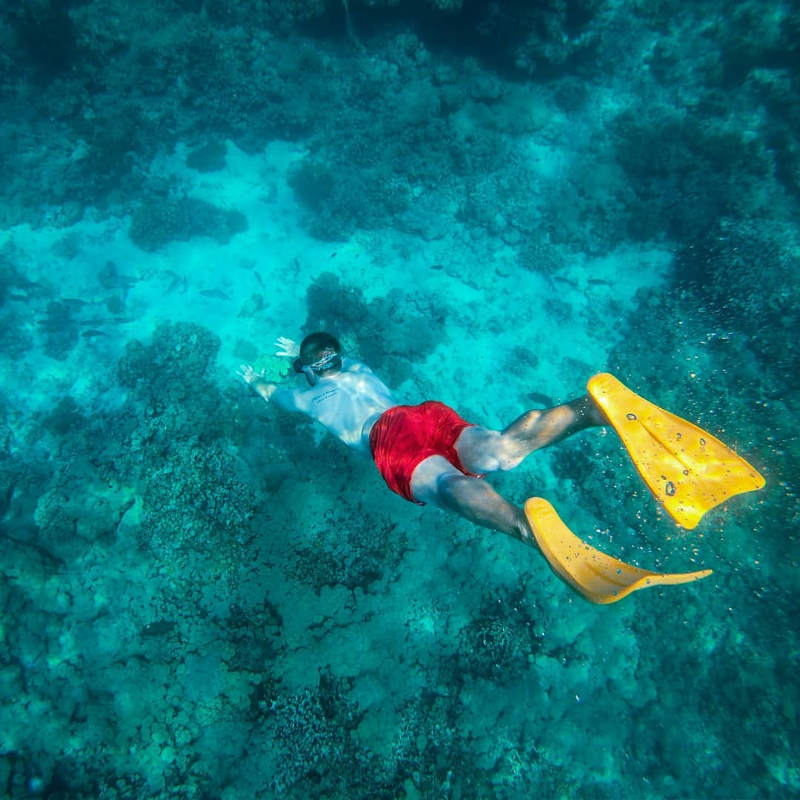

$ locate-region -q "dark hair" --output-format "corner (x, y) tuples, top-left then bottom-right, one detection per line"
(293, 332), (342, 374)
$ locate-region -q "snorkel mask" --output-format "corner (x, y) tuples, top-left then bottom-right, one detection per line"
(293, 347), (340, 387)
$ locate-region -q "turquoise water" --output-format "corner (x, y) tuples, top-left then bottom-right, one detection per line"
(1, 1), (798, 797)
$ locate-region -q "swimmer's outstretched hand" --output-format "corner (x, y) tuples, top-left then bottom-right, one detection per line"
(237, 364), (276, 400)
(237, 363), (263, 385)
(274, 336), (299, 359)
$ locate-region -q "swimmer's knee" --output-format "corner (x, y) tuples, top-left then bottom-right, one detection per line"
(465, 433), (525, 472)
(457, 428), (515, 473)
(493, 437), (527, 471)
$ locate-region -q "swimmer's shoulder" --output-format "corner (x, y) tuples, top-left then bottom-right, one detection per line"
(341, 357), (374, 374)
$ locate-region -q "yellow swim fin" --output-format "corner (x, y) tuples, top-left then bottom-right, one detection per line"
(587, 373), (765, 530)
(524, 498), (712, 604)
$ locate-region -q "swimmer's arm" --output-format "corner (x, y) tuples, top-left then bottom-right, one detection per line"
(270, 386), (310, 413)
(237, 364), (277, 401)
(237, 364), (312, 414)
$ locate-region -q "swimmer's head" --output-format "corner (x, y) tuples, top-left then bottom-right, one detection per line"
(293, 332), (342, 385)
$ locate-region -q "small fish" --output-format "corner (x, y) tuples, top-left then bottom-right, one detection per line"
(115, 274), (138, 290)
(200, 288), (231, 300)
(164, 272), (188, 294)
(82, 329), (106, 338)
(528, 391), (555, 408)
(553, 276), (578, 288)
(254, 271), (265, 289)
(84, 316), (136, 325)
(4, 271), (46, 297)
(141, 620), (177, 638)
(93, 316), (136, 325)
(588, 278), (613, 287)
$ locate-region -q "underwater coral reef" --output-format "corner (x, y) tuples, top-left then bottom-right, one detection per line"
(0, 0), (798, 797)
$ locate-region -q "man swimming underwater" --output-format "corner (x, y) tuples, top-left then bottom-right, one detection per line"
(238, 332), (764, 604)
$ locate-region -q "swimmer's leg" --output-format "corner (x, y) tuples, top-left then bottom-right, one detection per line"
(410, 456), (532, 544)
(411, 457), (712, 604)
(456, 395), (604, 474)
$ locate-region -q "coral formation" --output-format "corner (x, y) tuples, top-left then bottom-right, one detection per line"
(0, 0), (797, 796)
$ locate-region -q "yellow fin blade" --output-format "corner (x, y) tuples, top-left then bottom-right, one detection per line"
(524, 498), (712, 604)
(587, 373), (765, 529)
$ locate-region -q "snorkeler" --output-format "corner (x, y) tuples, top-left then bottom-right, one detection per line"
(238, 332), (764, 604)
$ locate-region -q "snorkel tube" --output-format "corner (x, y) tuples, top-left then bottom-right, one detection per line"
(294, 360), (319, 386)
(293, 347), (340, 387)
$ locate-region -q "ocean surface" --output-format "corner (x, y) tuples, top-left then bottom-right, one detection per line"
(1, 1), (798, 797)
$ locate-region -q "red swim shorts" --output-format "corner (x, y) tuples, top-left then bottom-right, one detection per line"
(369, 401), (480, 504)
